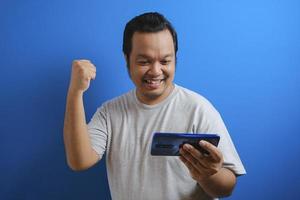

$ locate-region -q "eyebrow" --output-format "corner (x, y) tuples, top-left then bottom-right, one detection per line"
(136, 54), (174, 59)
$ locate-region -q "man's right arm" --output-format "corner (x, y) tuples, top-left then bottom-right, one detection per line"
(63, 60), (100, 171)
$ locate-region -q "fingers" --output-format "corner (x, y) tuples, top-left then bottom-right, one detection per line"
(73, 60), (96, 78)
(70, 59), (97, 92)
(180, 142), (223, 169)
(73, 59), (96, 72)
(180, 144), (209, 170)
(75, 59), (91, 63)
(179, 155), (200, 179)
(179, 144), (222, 181)
(179, 153), (211, 181)
(199, 140), (222, 162)
(179, 155), (209, 173)
(90, 70), (96, 80)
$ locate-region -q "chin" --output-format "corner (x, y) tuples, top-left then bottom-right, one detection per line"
(142, 84), (171, 100)
(136, 80), (173, 102)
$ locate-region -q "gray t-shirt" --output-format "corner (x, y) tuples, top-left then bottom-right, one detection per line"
(88, 84), (246, 200)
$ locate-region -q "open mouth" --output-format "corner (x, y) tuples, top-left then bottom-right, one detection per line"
(143, 78), (165, 89)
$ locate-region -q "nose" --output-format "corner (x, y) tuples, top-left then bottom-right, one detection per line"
(148, 61), (163, 76)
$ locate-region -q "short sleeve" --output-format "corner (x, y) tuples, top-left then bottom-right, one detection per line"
(211, 113), (246, 175)
(195, 100), (246, 176)
(87, 105), (108, 159)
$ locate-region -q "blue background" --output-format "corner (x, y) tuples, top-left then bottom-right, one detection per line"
(1, 0), (299, 199)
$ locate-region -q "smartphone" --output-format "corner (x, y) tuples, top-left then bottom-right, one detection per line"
(150, 133), (220, 156)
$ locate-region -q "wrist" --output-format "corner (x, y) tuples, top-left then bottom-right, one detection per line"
(67, 87), (84, 99)
(197, 168), (236, 198)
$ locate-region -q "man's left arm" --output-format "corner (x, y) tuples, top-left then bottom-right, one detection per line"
(179, 140), (237, 198)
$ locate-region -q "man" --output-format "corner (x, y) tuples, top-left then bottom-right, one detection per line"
(63, 12), (246, 200)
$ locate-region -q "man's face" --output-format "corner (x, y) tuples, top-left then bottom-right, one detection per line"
(127, 29), (176, 105)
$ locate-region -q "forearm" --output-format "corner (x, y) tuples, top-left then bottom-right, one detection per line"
(197, 167), (236, 198)
(63, 90), (98, 170)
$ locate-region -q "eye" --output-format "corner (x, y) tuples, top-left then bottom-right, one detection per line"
(161, 60), (171, 65)
(137, 60), (150, 65)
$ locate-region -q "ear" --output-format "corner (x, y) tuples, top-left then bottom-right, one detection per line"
(124, 54), (131, 69)
(123, 53), (128, 63)
(124, 53), (131, 78)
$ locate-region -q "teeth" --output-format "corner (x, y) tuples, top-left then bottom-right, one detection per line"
(145, 79), (163, 84)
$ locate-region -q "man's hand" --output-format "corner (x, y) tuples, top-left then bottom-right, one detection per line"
(68, 59), (96, 94)
(179, 140), (223, 182)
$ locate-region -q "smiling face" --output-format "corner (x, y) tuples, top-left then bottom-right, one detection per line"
(127, 29), (176, 105)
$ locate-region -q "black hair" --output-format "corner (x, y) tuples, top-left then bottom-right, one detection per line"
(123, 12), (178, 68)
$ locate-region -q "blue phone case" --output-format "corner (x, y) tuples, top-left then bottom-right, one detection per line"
(150, 133), (220, 156)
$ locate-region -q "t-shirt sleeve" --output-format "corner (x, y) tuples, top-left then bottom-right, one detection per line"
(87, 105), (108, 160)
(195, 100), (246, 176)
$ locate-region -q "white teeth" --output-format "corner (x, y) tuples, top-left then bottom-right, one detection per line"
(150, 80), (159, 83)
(145, 79), (163, 84)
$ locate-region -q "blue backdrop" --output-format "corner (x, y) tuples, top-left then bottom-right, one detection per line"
(1, 0), (299, 199)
